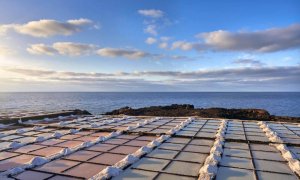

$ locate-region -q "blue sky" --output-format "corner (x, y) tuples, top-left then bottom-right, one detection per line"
(0, 0), (299, 91)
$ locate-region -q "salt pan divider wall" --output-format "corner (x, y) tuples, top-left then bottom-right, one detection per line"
(258, 121), (300, 176)
(198, 119), (228, 180)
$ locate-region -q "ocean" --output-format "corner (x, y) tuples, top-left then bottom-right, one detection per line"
(0, 92), (299, 117)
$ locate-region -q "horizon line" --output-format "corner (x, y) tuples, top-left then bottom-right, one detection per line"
(0, 91), (300, 93)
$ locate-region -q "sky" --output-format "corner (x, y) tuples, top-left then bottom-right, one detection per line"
(0, 0), (299, 92)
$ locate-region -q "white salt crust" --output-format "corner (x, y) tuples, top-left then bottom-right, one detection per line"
(54, 116), (130, 128)
(125, 117), (162, 131)
(258, 121), (300, 176)
(0, 123), (14, 129)
(0, 117), (158, 178)
(57, 115), (100, 127)
(90, 117), (195, 180)
(2, 115), (94, 145)
(7, 141), (23, 149)
(90, 117), (129, 128)
(198, 119), (227, 180)
(3, 127), (80, 153)
(22, 114), (80, 125)
(258, 121), (282, 143)
(4, 115), (80, 137)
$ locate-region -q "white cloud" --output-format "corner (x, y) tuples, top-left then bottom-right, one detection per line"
(97, 48), (150, 59)
(168, 24), (300, 53)
(160, 36), (171, 41)
(27, 42), (194, 60)
(27, 44), (57, 56)
(171, 41), (197, 50)
(96, 47), (193, 60)
(144, 24), (158, 36)
(66, 19), (92, 26)
(138, 9), (164, 18)
(145, 37), (157, 44)
(27, 42), (96, 56)
(138, 9), (172, 36)
(0, 46), (15, 56)
(159, 42), (168, 49)
(0, 18), (93, 37)
(52, 42), (96, 56)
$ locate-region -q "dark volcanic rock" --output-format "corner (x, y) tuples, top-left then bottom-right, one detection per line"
(73, 109), (92, 115)
(105, 104), (274, 121)
(197, 108), (270, 120)
(270, 115), (300, 122)
(1, 109), (92, 124)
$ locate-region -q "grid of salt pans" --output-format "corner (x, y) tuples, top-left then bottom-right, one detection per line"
(0, 115), (298, 180)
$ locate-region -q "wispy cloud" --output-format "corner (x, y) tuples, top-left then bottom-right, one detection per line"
(233, 58), (265, 67)
(0, 18), (94, 37)
(144, 24), (158, 36)
(138, 9), (164, 18)
(171, 41), (199, 50)
(159, 42), (168, 49)
(145, 37), (157, 44)
(131, 66), (300, 80)
(0, 46), (15, 56)
(138, 9), (174, 37)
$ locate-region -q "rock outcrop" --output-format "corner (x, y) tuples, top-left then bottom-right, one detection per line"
(105, 104), (273, 121)
(1, 109), (91, 124)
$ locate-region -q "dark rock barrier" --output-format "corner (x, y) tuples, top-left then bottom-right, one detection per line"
(105, 104), (300, 122)
(1, 109), (91, 124)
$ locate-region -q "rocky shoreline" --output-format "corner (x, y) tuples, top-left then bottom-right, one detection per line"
(0, 109), (91, 124)
(105, 104), (300, 123)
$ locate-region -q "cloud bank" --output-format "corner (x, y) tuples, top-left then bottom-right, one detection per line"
(2, 65), (299, 91)
(170, 24), (300, 53)
(199, 24), (300, 52)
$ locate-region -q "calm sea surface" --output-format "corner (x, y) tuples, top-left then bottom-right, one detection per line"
(0, 92), (299, 117)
